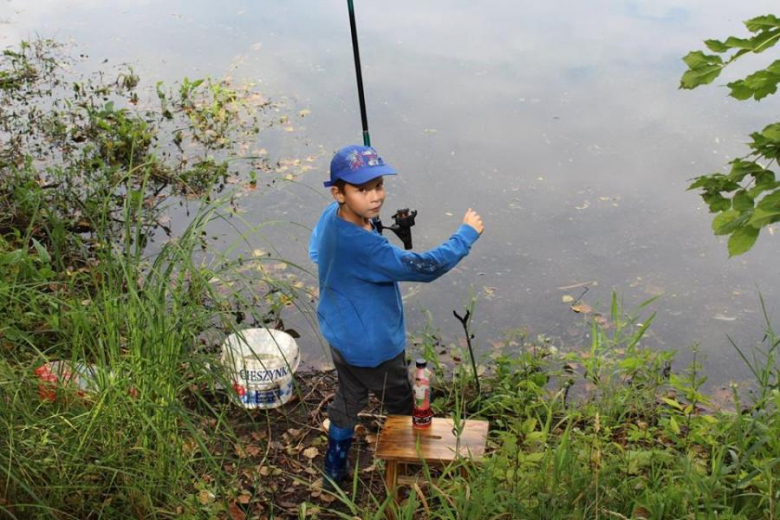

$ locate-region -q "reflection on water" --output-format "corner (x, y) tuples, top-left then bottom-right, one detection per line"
(5, 0), (779, 385)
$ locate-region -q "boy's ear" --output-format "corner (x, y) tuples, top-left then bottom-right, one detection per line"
(330, 186), (344, 203)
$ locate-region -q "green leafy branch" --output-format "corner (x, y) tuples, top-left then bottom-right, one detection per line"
(681, 14), (780, 256)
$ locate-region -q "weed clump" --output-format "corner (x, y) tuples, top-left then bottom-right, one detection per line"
(0, 39), (290, 518)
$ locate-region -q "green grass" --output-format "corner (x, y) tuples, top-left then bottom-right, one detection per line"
(1, 190), (244, 518)
(0, 40), (299, 518)
(334, 295), (780, 520)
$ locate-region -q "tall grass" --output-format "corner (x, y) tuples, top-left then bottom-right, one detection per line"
(1, 40), (320, 518)
(318, 295), (779, 520)
(0, 168), (269, 518)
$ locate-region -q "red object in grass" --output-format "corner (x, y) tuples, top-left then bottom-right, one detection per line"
(34, 363), (60, 402)
(232, 382), (246, 396)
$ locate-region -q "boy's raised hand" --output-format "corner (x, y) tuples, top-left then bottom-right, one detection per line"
(463, 208), (484, 235)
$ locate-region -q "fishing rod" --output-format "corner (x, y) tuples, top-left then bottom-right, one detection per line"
(347, 0), (371, 147)
(346, 0), (417, 249)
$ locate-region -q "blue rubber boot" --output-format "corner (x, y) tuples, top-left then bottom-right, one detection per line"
(323, 423), (354, 491)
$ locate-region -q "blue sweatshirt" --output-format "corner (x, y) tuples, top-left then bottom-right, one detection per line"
(309, 202), (480, 367)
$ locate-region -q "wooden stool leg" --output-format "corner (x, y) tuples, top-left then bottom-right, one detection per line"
(385, 460), (398, 520)
(385, 460), (398, 494)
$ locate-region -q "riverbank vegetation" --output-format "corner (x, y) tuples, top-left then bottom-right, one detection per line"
(2, 40), (779, 519)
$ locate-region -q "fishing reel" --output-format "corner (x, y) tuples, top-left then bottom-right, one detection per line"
(372, 208), (417, 250)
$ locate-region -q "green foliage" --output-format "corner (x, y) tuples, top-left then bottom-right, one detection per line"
(332, 295), (779, 519)
(1, 39), (271, 259)
(681, 15), (780, 256)
(0, 39), (306, 518)
(0, 193), (256, 517)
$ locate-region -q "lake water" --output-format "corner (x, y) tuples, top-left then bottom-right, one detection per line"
(5, 0), (779, 388)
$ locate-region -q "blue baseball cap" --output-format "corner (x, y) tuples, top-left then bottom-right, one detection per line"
(324, 145), (397, 187)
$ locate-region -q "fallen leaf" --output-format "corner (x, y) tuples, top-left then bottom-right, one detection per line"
(571, 303), (592, 314)
(562, 295), (574, 303)
(303, 447), (319, 459)
(198, 489), (215, 505)
(245, 444), (261, 457)
(286, 445), (300, 456)
(237, 493), (252, 504)
(298, 109), (311, 117)
(228, 502), (246, 520)
(319, 418), (330, 435)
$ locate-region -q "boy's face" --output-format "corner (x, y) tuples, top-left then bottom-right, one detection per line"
(331, 176), (385, 226)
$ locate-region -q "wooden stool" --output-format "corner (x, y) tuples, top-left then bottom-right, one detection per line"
(375, 415), (489, 514)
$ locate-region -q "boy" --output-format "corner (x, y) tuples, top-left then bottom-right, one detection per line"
(309, 144), (483, 488)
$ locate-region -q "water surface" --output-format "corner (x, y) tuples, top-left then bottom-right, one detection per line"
(5, 0), (780, 387)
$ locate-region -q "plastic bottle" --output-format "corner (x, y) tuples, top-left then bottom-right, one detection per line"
(412, 359), (433, 429)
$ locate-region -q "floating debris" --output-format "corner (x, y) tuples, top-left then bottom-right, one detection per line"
(571, 303), (593, 314)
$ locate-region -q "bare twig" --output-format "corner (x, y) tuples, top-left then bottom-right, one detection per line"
(453, 309), (481, 398)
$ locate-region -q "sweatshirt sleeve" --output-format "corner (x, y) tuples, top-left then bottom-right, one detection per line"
(357, 224), (480, 283)
(309, 222), (320, 264)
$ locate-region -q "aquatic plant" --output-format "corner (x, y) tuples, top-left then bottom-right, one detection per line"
(1, 39), (272, 263)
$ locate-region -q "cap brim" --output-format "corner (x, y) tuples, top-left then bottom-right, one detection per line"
(323, 164), (397, 187)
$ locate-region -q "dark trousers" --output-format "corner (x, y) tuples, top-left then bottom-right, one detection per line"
(328, 347), (413, 429)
